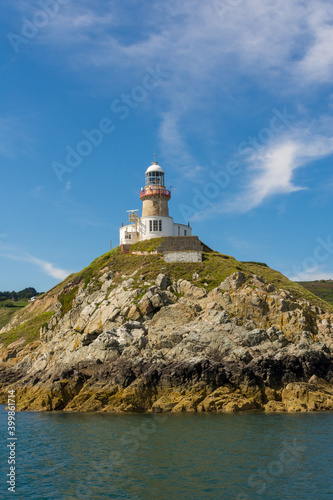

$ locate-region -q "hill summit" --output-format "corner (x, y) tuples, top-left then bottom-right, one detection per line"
(1, 240), (333, 413)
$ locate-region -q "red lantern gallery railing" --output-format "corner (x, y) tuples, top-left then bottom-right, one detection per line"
(140, 188), (171, 199)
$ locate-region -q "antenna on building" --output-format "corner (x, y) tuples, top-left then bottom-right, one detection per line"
(153, 141), (157, 163)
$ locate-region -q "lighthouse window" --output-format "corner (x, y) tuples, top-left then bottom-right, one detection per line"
(149, 219), (162, 232)
(146, 172), (165, 186)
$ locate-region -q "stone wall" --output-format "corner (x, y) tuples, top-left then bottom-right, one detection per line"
(158, 236), (203, 252)
(164, 251), (203, 263)
(142, 197), (169, 217)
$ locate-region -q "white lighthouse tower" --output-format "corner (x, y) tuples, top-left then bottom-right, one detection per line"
(119, 158), (192, 246)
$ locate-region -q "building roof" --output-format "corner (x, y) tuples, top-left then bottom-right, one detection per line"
(145, 162), (164, 174)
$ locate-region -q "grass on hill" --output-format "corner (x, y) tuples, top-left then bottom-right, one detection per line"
(0, 311), (54, 347)
(130, 238), (165, 253)
(298, 280), (333, 306)
(0, 301), (29, 330)
(65, 240), (333, 312)
(2, 240), (332, 348)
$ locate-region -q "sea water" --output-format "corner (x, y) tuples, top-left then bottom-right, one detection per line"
(0, 407), (332, 499)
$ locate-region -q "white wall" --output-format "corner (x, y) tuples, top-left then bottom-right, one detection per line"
(119, 224), (140, 245)
(173, 223), (192, 237)
(140, 215), (174, 240)
(119, 218), (192, 244)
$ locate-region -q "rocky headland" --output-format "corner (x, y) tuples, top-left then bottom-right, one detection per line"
(1, 242), (333, 413)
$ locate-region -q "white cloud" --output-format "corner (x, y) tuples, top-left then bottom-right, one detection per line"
(0, 116), (31, 158)
(31, 0), (333, 86)
(188, 126), (333, 220)
(288, 268), (333, 282)
(228, 140), (304, 212)
(0, 251), (70, 281)
(8, 0), (333, 196)
(295, 4), (333, 84)
(21, 0), (333, 182)
(226, 133), (333, 212)
(27, 256), (69, 280)
(158, 111), (205, 180)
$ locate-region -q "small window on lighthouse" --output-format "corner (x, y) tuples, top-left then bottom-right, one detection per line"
(153, 220), (158, 231)
(149, 220), (153, 232)
(159, 220), (162, 232)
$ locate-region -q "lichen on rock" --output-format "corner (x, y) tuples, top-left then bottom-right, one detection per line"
(1, 259), (333, 414)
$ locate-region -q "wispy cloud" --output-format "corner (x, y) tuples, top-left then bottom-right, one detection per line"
(27, 256), (70, 280)
(222, 132), (333, 213)
(0, 250), (70, 280)
(7, 0), (333, 196)
(226, 140), (305, 213)
(24, 0), (333, 179)
(288, 267), (333, 282)
(295, 4), (333, 84)
(29, 1), (333, 86)
(0, 116), (31, 158)
(189, 126), (333, 220)
(158, 111), (205, 180)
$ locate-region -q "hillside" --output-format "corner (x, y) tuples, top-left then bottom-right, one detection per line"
(0, 301), (29, 330)
(0, 287), (43, 330)
(298, 280), (333, 306)
(0, 240), (332, 413)
(1, 241), (332, 348)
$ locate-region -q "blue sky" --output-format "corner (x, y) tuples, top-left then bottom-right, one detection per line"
(1, 0), (333, 292)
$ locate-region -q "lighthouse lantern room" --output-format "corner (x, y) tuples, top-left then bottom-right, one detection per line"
(119, 159), (192, 246)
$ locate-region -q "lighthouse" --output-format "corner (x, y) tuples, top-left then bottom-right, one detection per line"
(141, 161), (170, 218)
(119, 158), (192, 245)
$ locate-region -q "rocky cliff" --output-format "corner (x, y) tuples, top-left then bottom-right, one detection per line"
(1, 244), (333, 413)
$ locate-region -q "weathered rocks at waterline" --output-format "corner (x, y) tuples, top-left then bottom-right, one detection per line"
(1, 254), (333, 413)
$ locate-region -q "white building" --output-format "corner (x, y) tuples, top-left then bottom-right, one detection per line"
(119, 159), (192, 246)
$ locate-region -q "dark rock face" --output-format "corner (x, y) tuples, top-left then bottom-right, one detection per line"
(1, 272), (333, 413)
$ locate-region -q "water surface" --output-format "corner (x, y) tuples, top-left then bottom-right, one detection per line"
(1, 407), (332, 499)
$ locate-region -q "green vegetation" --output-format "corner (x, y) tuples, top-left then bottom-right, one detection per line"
(0, 300), (29, 330)
(130, 238), (164, 253)
(0, 300), (16, 308)
(0, 287), (45, 333)
(241, 261), (269, 268)
(0, 287), (42, 302)
(2, 244), (332, 347)
(0, 311), (54, 347)
(298, 280), (333, 306)
(73, 247), (120, 289)
(58, 245), (333, 313)
(58, 286), (79, 317)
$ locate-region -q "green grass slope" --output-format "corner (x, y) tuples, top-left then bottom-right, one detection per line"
(298, 280), (333, 306)
(0, 301), (29, 330)
(1, 241), (332, 348)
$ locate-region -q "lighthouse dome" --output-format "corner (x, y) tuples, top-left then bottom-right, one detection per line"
(145, 162), (165, 187)
(145, 163), (164, 174)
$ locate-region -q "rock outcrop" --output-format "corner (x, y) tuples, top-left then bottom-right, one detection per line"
(1, 268), (333, 413)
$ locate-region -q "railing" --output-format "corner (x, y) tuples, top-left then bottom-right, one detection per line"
(140, 188), (171, 199)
